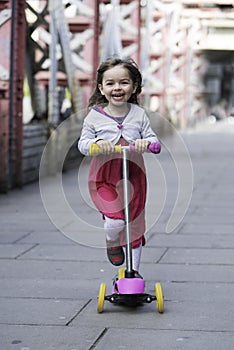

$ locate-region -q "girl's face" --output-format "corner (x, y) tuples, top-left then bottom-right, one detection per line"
(98, 65), (137, 108)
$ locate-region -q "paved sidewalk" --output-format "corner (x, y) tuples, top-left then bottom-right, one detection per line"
(1, 119), (234, 350)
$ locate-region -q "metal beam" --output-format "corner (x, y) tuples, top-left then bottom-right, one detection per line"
(0, 4), (11, 192)
(8, 0), (26, 188)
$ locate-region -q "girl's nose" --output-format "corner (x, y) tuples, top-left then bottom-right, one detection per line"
(113, 82), (121, 89)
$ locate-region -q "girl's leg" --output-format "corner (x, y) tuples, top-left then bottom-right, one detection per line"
(104, 216), (125, 266)
(104, 216), (125, 241)
(131, 243), (142, 273)
(90, 184), (125, 266)
(94, 183), (123, 218)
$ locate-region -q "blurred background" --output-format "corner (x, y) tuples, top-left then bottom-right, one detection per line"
(1, 0), (234, 192)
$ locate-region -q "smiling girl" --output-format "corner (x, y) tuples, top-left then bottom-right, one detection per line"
(78, 57), (160, 275)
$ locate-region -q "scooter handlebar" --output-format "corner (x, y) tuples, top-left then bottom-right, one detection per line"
(147, 142), (161, 154)
(89, 141), (161, 156)
(89, 144), (122, 155)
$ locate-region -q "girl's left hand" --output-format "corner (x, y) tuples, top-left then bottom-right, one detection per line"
(134, 139), (150, 153)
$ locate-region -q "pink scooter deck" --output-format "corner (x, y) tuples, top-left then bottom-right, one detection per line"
(113, 278), (145, 294)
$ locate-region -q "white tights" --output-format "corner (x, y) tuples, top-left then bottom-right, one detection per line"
(104, 216), (142, 272)
(104, 216), (125, 241)
(130, 243), (142, 272)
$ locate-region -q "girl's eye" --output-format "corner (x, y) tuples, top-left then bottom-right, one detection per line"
(104, 81), (130, 86)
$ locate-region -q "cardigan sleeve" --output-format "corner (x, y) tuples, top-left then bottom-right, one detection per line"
(141, 112), (159, 143)
(78, 119), (102, 156)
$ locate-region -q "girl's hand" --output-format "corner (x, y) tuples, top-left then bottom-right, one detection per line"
(96, 140), (115, 154)
(134, 139), (150, 153)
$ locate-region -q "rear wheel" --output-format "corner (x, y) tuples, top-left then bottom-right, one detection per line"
(155, 283), (164, 313)
(97, 283), (106, 313)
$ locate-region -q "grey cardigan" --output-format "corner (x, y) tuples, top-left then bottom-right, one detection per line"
(78, 104), (159, 156)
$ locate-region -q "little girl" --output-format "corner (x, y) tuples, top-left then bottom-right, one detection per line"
(78, 57), (160, 275)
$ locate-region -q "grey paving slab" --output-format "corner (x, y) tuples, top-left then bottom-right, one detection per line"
(0, 231), (33, 244)
(160, 247), (234, 265)
(95, 328), (234, 350)
(139, 263), (234, 283)
(0, 224), (35, 234)
(0, 260), (113, 280)
(0, 298), (90, 326)
(0, 244), (35, 259)
(164, 281), (234, 303)
(17, 244), (108, 262)
(193, 206), (234, 216)
(0, 278), (97, 299)
(178, 214), (234, 224)
(1, 218), (57, 232)
(18, 230), (76, 245)
(71, 298), (234, 332)
(148, 233), (234, 248)
(178, 223), (234, 235)
(1, 325), (105, 350)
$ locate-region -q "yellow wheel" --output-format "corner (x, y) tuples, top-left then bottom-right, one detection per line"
(155, 283), (164, 313)
(97, 283), (106, 313)
(118, 267), (126, 280)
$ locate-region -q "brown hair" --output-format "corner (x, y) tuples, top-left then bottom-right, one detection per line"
(88, 57), (142, 108)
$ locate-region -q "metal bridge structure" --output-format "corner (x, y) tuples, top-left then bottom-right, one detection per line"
(1, 0), (234, 192)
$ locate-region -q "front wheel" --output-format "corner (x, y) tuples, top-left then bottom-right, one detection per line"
(155, 283), (164, 313)
(118, 267), (126, 280)
(97, 283), (106, 313)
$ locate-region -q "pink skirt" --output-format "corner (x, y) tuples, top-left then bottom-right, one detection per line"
(88, 139), (147, 248)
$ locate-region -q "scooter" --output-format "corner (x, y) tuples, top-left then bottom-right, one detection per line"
(89, 142), (164, 313)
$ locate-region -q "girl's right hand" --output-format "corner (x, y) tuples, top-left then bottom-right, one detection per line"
(96, 140), (115, 155)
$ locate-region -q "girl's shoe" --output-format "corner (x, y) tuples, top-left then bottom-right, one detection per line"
(106, 240), (125, 266)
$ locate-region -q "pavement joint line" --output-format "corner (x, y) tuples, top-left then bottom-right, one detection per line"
(14, 243), (39, 259)
(168, 233), (234, 236)
(13, 231), (34, 244)
(88, 328), (108, 350)
(5, 257), (232, 266)
(0, 322), (76, 327)
(15, 258), (108, 263)
(65, 299), (92, 326)
(1, 322), (234, 334)
(0, 296), (92, 301)
(157, 262), (234, 266)
(0, 279), (233, 287)
(155, 247), (169, 263)
(150, 245), (234, 249)
(95, 327), (234, 334)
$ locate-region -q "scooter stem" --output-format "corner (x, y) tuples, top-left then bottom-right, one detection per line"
(122, 148), (134, 278)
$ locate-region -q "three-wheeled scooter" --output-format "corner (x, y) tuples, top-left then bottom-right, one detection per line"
(89, 142), (164, 313)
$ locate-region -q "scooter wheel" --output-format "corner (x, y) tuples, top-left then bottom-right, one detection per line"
(97, 283), (106, 313)
(118, 267), (126, 280)
(155, 283), (164, 313)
